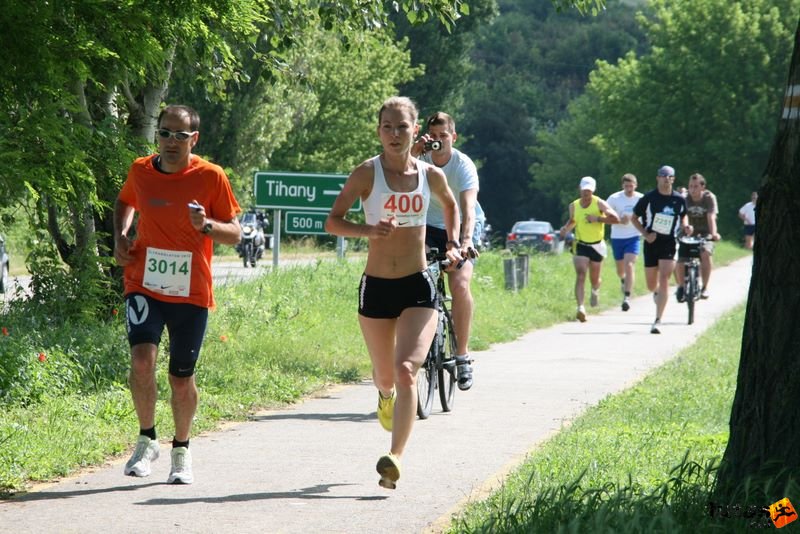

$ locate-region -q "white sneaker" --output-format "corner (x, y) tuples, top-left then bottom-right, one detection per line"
(124, 435), (160, 477)
(167, 447), (194, 484)
(576, 305), (587, 322)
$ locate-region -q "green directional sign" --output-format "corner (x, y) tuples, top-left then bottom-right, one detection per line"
(254, 171), (360, 211)
(285, 211), (329, 235)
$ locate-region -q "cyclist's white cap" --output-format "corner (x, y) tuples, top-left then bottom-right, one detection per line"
(579, 176), (596, 192)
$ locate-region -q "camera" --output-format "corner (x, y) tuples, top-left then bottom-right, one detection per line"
(424, 140), (442, 151)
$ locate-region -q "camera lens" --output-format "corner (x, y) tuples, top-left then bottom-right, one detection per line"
(424, 140), (442, 151)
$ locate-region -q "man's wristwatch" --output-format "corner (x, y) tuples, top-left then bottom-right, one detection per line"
(201, 221), (213, 234)
(446, 240), (460, 249)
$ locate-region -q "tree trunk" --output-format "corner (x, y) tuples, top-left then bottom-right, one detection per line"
(716, 20), (800, 497)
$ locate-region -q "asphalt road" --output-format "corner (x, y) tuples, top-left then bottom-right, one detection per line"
(0, 257), (753, 533)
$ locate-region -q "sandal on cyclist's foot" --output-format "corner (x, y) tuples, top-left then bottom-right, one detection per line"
(376, 453), (401, 490)
(455, 356), (473, 391)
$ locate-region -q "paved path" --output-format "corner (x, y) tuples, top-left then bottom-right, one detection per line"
(0, 257), (753, 533)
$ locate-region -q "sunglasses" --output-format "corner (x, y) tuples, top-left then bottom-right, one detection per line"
(157, 129), (196, 141)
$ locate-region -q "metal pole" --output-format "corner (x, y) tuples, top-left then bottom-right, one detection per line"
(272, 209), (281, 268)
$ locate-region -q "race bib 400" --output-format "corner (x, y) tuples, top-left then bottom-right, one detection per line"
(382, 193), (425, 227)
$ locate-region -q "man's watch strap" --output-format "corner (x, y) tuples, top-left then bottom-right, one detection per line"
(201, 221), (213, 234)
(446, 240), (460, 249)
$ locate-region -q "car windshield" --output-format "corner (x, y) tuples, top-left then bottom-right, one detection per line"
(514, 221), (551, 233)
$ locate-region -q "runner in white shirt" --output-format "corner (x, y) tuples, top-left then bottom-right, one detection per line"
(606, 173), (644, 311)
(738, 191), (757, 250)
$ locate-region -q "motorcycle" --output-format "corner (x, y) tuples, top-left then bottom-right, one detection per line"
(236, 211), (267, 267)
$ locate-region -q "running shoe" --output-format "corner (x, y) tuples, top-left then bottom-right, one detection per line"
(650, 319), (661, 334)
(455, 356), (473, 391)
(676, 286), (685, 303)
(621, 296), (630, 312)
(167, 446), (193, 484)
(700, 288), (709, 299)
(376, 453), (401, 489)
(590, 288), (599, 307)
(576, 305), (587, 322)
(124, 435), (160, 477)
(377, 390), (395, 432)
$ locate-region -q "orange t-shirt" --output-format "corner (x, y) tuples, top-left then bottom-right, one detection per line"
(119, 155), (241, 308)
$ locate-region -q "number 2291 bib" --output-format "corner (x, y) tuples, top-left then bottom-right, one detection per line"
(143, 247), (192, 297)
(381, 192), (425, 227)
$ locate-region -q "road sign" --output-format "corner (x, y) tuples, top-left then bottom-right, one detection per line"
(254, 171), (361, 211)
(284, 211), (329, 235)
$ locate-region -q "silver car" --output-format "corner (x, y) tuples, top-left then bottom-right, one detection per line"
(505, 220), (563, 253)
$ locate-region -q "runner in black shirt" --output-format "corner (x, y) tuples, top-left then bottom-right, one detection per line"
(631, 165), (691, 334)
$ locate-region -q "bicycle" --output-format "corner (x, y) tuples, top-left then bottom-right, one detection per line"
(678, 235), (706, 325)
(416, 249), (459, 419)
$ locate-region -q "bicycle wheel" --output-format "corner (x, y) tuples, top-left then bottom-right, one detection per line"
(438, 309), (457, 412)
(686, 265), (697, 325)
(416, 347), (436, 419)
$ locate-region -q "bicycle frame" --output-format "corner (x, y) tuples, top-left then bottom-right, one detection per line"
(417, 251), (458, 419)
(679, 236), (705, 325)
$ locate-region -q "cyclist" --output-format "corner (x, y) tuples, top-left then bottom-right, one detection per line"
(559, 176), (619, 322)
(676, 173), (720, 301)
(631, 165), (691, 334)
(413, 111), (480, 391)
(325, 97), (462, 490)
(606, 173), (644, 311)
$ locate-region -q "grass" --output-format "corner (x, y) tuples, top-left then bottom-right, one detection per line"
(449, 305), (758, 533)
(0, 242), (749, 496)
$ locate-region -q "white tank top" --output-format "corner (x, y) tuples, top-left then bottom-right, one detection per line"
(363, 156), (430, 227)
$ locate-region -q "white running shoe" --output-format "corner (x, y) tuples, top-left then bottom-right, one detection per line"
(167, 447), (194, 484)
(576, 305), (587, 322)
(124, 435), (160, 477)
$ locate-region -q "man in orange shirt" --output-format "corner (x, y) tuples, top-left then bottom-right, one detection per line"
(113, 105), (242, 484)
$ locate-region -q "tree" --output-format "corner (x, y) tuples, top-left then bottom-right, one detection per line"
(0, 0), (476, 316)
(582, 0), (798, 234)
(393, 0), (498, 119)
(459, 0), (643, 232)
(716, 19), (800, 498)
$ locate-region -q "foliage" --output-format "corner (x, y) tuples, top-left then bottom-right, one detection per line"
(530, 93), (611, 215)
(451, 307), (757, 533)
(393, 0), (499, 119)
(575, 0), (799, 234)
(460, 0), (646, 232)
(0, 0), (474, 307)
(266, 30), (421, 175)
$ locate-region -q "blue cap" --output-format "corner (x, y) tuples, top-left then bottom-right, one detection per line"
(657, 165), (675, 177)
